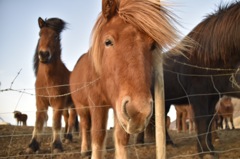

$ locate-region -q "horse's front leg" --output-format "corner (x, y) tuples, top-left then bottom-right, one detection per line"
(77, 107), (91, 156)
(91, 107), (108, 159)
(26, 107), (47, 153)
(114, 116), (130, 159)
(52, 107), (63, 153)
(230, 116), (235, 129)
(191, 96), (218, 159)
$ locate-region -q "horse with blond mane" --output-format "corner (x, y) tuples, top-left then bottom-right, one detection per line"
(70, 0), (187, 158)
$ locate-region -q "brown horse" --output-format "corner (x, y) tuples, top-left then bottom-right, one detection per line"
(215, 96), (235, 130)
(26, 17), (77, 153)
(175, 104), (195, 133)
(13, 111), (28, 126)
(70, 0), (186, 158)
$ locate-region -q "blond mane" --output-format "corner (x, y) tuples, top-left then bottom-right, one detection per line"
(90, 0), (185, 73)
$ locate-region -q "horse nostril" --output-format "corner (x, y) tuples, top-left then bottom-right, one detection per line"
(122, 96), (131, 120)
(148, 99), (153, 119)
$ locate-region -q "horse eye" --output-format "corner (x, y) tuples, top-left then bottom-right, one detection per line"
(105, 39), (113, 47)
(150, 43), (156, 51)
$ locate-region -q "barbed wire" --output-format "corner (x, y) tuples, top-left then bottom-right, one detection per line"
(0, 122), (239, 159)
(1, 59), (240, 158)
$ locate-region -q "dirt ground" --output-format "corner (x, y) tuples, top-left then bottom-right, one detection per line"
(0, 125), (240, 159)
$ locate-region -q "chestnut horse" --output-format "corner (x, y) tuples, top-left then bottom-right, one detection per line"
(13, 111), (28, 126)
(26, 17), (77, 153)
(175, 104), (195, 133)
(215, 95), (235, 130)
(70, 0), (185, 158)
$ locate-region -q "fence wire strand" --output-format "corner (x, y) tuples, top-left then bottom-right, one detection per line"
(1, 60), (240, 158)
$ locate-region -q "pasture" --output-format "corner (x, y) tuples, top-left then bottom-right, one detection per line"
(0, 125), (240, 158)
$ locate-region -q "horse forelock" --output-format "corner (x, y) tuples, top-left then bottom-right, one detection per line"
(183, 1), (240, 66)
(43, 18), (67, 33)
(90, 0), (184, 74)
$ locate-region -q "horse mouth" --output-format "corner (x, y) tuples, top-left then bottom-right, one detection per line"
(118, 116), (149, 134)
(38, 55), (51, 63)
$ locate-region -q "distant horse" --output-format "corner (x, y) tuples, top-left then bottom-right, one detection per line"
(13, 111), (28, 126)
(215, 95), (235, 130)
(162, 2), (240, 158)
(175, 104), (195, 133)
(70, 0), (186, 158)
(26, 17), (77, 153)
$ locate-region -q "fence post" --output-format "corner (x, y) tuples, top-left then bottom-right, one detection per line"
(154, 54), (166, 159)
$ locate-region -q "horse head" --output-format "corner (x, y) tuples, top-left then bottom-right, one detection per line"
(36, 17), (66, 64)
(89, 0), (179, 134)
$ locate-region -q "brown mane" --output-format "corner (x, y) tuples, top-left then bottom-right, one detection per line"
(90, 0), (183, 73)
(182, 2), (240, 66)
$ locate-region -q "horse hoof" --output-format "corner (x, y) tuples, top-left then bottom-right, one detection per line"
(214, 138), (220, 142)
(25, 147), (34, 154)
(64, 139), (71, 144)
(53, 148), (62, 154)
(202, 154), (216, 159)
(52, 140), (63, 153)
(81, 151), (92, 158)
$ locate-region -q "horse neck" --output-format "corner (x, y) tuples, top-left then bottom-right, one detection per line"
(37, 55), (69, 79)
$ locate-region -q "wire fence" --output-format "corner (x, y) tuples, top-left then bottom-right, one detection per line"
(1, 65), (240, 159)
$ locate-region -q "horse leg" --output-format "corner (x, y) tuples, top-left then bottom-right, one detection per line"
(114, 117), (130, 159)
(230, 116), (235, 129)
(191, 97), (218, 159)
(77, 107), (91, 156)
(135, 132), (144, 144)
(189, 119), (193, 133)
(225, 117), (229, 130)
(166, 104), (175, 146)
(144, 114), (155, 143)
(51, 107), (64, 153)
(176, 111), (181, 133)
(91, 108), (108, 159)
(62, 108), (69, 140)
(211, 116), (219, 142)
(26, 108), (47, 153)
(65, 107), (77, 143)
(182, 111), (187, 132)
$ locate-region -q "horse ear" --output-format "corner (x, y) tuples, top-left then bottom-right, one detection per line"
(102, 0), (118, 20)
(38, 17), (46, 28)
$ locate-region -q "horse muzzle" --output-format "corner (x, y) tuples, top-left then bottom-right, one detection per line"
(117, 96), (153, 134)
(38, 51), (51, 63)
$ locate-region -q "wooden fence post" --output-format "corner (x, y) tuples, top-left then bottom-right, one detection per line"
(154, 54), (166, 159)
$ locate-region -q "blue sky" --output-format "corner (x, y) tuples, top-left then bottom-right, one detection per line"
(0, 0), (234, 126)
